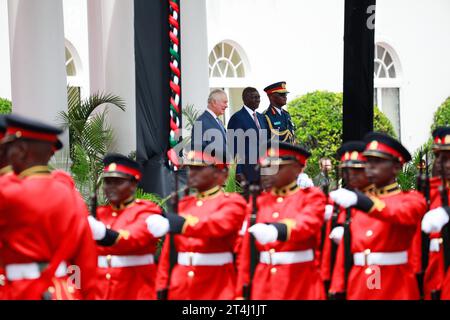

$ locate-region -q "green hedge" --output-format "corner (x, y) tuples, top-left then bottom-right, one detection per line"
(0, 98), (12, 114)
(287, 91), (396, 179)
(431, 96), (450, 132)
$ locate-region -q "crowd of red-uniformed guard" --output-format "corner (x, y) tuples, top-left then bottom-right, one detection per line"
(0, 113), (449, 300)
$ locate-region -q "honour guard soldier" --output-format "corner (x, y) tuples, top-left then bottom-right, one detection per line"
(421, 127), (450, 300)
(326, 141), (373, 297)
(148, 149), (247, 299)
(87, 154), (163, 300)
(263, 82), (296, 144)
(0, 114), (98, 300)
(237, 142), (326, 300)
(330, 132), (426, 299)
(0, 115), (11, 299)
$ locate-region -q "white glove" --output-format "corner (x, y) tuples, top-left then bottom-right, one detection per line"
(146, 214), (170, 238)
(329, 188), (357, 208)
(87, 216), (106, 240)
(297, 173), (314, 189)
(421, 207), (450, 234)
(429, 238), (442, 253)
(329, 226), (344, 245)
(324, 204), (334, 221)
(248, 223), (278, 245)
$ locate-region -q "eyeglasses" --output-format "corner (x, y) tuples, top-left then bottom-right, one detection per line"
(275, 93), (288, 97)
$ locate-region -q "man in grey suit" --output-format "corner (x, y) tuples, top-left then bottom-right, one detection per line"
(190, 89), (228, 159)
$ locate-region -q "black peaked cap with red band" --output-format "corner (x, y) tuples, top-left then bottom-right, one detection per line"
(260, 142), (311, 167)
(3, 114), (63, 150)
(432, 126), (450, 151)
(363, 132), (411, 164)
(263, 81), (289, 95)
(183, 146), (227, 170)
(336, 141), (367, 168)
(103, 153), (142, 181)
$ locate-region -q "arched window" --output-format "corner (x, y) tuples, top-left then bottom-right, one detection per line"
(209, 42), (245, 78)
(208, 41), (250, 124)
(374, 43), (401, 138)
(65, 47), (77, 77)
(65, 40), (83, 104)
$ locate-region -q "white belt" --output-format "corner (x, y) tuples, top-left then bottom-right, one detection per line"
(259, 249), (315, 265)
(98, 254), (154, 268)
(429, 238), (442, 253)
(353, 251), (408, 266)
(5, 262), (68, 281)
(177, 252), (233, 266)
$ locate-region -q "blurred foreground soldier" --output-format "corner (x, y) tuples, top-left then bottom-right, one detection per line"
(148, 150), (247, 299)
(330, 132), (426, 299)
(237, 142), (326, 299)
(0, 116), (11, 298)
(263, 82), (295, 144)
(421, 127), (450, 300)
(0, 114), (97, 300)
(0, 116), (12, 177)
(326, 141), (372, 298)
(87, 154), (162, 299)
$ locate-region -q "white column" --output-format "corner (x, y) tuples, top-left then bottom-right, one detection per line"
(87, 0), (136, 155)
(0, 0), (11, 101)
(8, 0), (67, 124)
(180, 0), (210, 129)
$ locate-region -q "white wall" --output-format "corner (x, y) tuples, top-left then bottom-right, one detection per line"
(376, 0), (450, 152)
(181, 0), (210, 122)
(206, 0), (450, 153)
(0, 0), (11, 100)
(63, 0), (90, 99)
(206, 0), (345, 113)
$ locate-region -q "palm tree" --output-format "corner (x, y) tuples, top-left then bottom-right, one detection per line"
(58, 90), (125, 198)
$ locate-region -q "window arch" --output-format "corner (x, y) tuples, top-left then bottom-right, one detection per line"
(374, 43), (402, 139)
(208, 41), (250, 125)
(209, 42), (245, 78)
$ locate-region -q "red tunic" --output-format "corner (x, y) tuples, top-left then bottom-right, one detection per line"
(95, 200), (161, 300)
(423, 177), (450, 299)
(156, 191), (247, 300)
(330, 188), (426, 300)
(0, 167), (98, 300)
(0, 168), (13, 300)
(237, 186), (326, 300)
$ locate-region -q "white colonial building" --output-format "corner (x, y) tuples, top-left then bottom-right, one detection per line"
(0, 0), (449, 153)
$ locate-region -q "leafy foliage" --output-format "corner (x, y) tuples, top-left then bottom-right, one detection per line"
(0, 97), (12, 114)
(431, 96), (450, 132)
(58, 89), (125, 199)
(288, 91), (396, 179)
(135, 188), (168, 211)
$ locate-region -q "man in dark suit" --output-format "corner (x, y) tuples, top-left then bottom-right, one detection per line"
(263, 81), (296, 143)
(191, 89), (228, 159)
(227, 87), (269, 184)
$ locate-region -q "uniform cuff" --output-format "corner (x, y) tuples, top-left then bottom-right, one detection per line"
(97, 229), (120, 246)
(354, 191), (375, 212)
(166, 213), (186, 234)
(271, 223), (288, 241)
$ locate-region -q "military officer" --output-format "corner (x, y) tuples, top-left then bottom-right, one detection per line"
(263, 82), (296, 144)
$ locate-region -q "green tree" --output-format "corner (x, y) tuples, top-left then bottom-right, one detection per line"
(431, 96), (450, 132)
(0, 97), (12, 114)
(288, 90), (396, 179)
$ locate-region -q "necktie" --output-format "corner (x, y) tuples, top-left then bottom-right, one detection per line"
(253, 112), (261, 129)
(216, 117), (226, 135)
